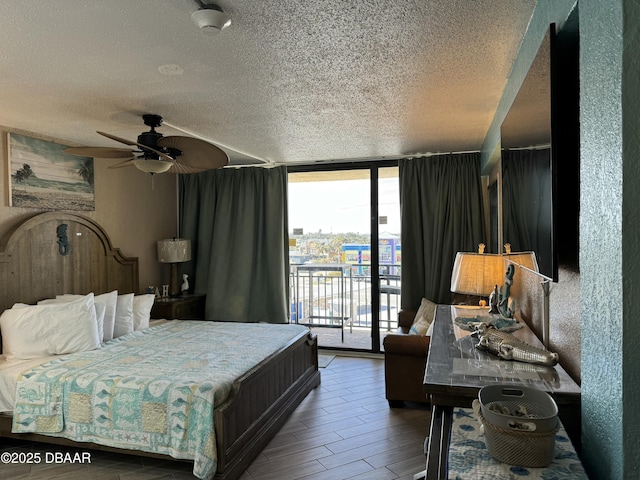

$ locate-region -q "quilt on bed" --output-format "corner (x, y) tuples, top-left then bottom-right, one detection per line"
(12, 320), (309, 480)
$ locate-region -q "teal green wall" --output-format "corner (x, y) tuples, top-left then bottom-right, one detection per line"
(483, 1), (640, 478)
(580, 1), (640, 478)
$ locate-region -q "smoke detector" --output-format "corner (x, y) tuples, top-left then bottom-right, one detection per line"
(191, 3), (231, 35)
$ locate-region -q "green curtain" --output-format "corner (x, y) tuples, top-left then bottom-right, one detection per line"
(399, 154), (486, 307)
(178, 166), (289, 323)
(502, 148), (553, 277)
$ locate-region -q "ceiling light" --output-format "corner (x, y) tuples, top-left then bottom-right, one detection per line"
(191, 4), (231, 35)
(133, 159), (173, 174)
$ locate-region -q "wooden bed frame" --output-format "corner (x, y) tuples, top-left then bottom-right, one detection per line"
(0, 212), (321, 480)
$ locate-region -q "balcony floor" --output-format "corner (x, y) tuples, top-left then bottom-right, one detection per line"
(308, 326), (397, 351)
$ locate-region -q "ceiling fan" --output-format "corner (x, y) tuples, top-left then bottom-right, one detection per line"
(63, 114), (229, 174)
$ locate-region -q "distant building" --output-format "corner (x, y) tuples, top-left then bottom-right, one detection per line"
(341, 236), (401, 275)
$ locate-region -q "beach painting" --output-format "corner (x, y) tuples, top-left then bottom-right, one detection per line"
(7, 132), (95, 211)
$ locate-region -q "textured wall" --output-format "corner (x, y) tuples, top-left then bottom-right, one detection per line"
(510, 265), (581, 383)
(547, 267), (581, 382)
(580, 1), (640, 479)
(0, 127), (177, 292)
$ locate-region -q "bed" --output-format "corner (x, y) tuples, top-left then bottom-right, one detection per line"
(0, 211), (320, 480)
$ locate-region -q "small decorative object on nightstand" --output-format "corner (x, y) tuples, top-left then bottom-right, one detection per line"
(150, 294), (206, 320)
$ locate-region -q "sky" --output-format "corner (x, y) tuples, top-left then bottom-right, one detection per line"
(288, 176), (400, 235)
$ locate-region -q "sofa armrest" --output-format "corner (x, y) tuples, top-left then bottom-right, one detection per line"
(383, 333), (430, 357)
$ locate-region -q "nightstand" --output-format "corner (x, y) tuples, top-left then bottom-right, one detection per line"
(150, 294), (206, 320)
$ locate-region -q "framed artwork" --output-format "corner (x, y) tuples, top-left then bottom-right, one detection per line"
(7, 132), (95, 211)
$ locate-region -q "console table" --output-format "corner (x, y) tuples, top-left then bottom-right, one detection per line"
(423, 305), (581, 479)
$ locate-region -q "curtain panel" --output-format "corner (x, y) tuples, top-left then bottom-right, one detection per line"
(179, 166), (289, 323)
(502, 148), (553, 277)
(399, 154), (486, 307)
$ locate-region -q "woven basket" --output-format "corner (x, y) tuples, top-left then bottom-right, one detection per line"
(479, 385), (558, 432)
(473, 392), (559, 467)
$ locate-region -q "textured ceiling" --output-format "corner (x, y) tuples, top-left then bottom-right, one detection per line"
(0, 1), (537, 167)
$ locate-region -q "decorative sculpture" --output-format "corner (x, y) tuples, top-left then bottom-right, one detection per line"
(475, 323), (559, 366)
(497, 263), (515, 317)
(56, 224), (70, 256)
(181, 273), (190, 293)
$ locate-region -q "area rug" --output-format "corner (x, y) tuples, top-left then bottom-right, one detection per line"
(318, 354), (335, 368)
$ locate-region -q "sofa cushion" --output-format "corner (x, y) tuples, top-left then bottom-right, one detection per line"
(409, 298), (437, 335)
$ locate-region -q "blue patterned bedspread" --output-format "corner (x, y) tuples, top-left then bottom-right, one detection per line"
(12, 320), (309, 480)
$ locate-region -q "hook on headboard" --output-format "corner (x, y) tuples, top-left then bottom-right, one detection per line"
(57, 224), (70, 256)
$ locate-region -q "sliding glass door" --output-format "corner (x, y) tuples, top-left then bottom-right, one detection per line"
(287, 162), (399, 353)
(377, 166), (401, 350)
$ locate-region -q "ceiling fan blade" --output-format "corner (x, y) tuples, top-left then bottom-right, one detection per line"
(158, 136), (228, 170)
(168, 162), (208, 174)
(96, 131), (138, 146)
(97, 131), (174, 162)
(107, 158), (136, 169)
(63, 146), (135, 159)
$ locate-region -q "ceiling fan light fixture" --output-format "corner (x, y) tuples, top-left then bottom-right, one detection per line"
(133, 159), (173, 174)
(191, 5), (231, 35)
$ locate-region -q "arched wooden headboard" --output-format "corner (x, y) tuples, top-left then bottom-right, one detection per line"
(0, 212), (139, 313)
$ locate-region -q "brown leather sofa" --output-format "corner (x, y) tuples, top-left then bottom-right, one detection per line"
(383, 309), (431, 407)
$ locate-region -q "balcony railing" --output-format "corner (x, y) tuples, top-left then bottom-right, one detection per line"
(289, 263), (401, 337)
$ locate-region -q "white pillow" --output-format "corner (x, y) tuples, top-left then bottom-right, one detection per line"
(39, 295), (106, 342)
(409, 298), (437, 336)
(114, 293), (134, 338)
(1, 294), (100, 360)
(38, 296), (106, 342)
(97, 290), (117, 342)
(54, 290), (117, 343)
(133, 294), (155, 331)
(93, 301), (106, 341)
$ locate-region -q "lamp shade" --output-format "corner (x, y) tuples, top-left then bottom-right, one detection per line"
(450, 252), (507, 296)
(504, 252), (539, 272)
(157, 239), (192, 263)
(450, 251), (539, 296)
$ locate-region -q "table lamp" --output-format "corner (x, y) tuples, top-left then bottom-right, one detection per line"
(450, 244), (538, 314)
(450, 249), (505, 312)
(157, 238), (192, 297)
(502, 243), (539, 273)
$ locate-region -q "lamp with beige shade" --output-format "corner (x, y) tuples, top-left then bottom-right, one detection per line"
(450, 244), (538, 315)
(157, 239), (192, 297)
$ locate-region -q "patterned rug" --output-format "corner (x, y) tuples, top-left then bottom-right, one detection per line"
(447, 407), (587, 479)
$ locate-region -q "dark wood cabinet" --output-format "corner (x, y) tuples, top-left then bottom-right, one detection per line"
(150, 294), (206, 320)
